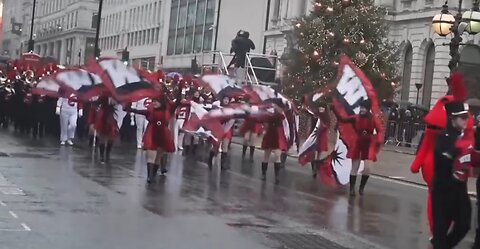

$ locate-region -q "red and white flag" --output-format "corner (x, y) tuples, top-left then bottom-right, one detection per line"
(53, 69), (105, 101)
(321, 55), (382, 186)
(182, 102), (224, 143)
(32, 77), (60, 97)
(200, 74), (245, 99)
(298, 118), (322, 166)
(87, 58), (161, 103)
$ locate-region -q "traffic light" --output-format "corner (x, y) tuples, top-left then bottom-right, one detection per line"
(121, 48), (129, 65)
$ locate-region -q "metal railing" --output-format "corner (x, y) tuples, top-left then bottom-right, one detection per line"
(244, 52), (278, 85)
(384, 120), (426, 148)
(200, 51), (233, 76)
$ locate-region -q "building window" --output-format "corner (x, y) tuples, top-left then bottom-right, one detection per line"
(167, 0), (215, 55)
(401, 43), (413, 101)
(422, 43), (435, 108)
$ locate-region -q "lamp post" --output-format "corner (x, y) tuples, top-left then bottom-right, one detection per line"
(93, 0), (104, 58)
(27, 0), (37, 52)
(432, 0), (480, 72)
(415, 83), (423, 105)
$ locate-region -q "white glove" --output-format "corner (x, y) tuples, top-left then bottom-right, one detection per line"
(78, 109), (83, 118)
(55, 107), (60, 115)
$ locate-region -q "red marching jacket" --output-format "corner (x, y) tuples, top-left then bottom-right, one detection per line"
(141, 107), (175, 152)
(260, 112), (288, 152)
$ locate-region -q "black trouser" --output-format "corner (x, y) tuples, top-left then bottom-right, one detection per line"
(474, 177), (480, 248)
(432, 184), (471, 249)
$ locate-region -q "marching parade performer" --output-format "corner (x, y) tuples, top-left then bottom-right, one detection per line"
(304, 102), (331, 178)
(183, 89), (203, 156)
(239, 115), (262, 161)
(432, 95), (473, 249)
(132, 98), (149, 149)
(128, 94), (180, 183)
(411, 73), (474, 237)
(56, 94), (83, 146)
(259, 99), (287, 184)
(336, 99), (383, 196)
(207, 96), (234, 170)
(86, 101), (98, 147)
(94, 96), (123, 164)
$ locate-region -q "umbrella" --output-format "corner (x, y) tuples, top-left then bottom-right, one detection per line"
(166, 72), (183, 79)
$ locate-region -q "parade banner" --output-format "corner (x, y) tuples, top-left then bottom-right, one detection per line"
(32, 77), (60, 97)
(298, 118), (322, 166)
(321, 55), (383, 185)
(88, 58), (161, 103)
(53, 69), (104, 101)
(243, 84), (298, 150)
(182, 101), (224, 143)
(200, 74), (245, 100)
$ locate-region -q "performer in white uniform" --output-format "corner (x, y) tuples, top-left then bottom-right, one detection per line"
(132, 98), (149, 149)
(56, 95), (82, 145)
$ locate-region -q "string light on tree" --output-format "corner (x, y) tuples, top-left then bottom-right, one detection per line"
(283, 0), (399, 101)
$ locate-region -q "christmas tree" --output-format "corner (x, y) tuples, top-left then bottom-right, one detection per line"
(283, 0), (399, 102)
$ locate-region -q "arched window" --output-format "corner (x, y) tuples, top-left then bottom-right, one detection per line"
(401, 44), (413, 101)
(422, 43), (435, 107)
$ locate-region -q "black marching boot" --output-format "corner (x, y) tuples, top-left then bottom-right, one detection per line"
(280, 153), (287, 167)
(274, 163), (281, 184)
(160, 156), (168, 175)
(99, 143), (106, 164)
(242, 145), (248, 159)
(311, 161), (318, 179)
(261, 162), (268, 181)
(208, 151), (215, 170)
(105, 141), (113, 163)
(220, 152), (229, 170)
(359, 175), (370, 196)
(349, 175), (357, 196)
(249, 146), (255, 162)
(146, 163), (155, 183)
(88, 135), (94, 147)
(191, 144), (197, 156)
(183, 145), (190, 156)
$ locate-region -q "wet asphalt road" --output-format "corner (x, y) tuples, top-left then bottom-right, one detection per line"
(0, 131), (476, 249)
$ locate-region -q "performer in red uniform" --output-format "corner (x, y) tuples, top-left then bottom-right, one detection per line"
(85, 101), (98, 147)
(259, 99), (287, 184)
(341, 99), (383, 196)
(129, 96), (177, 182)
(432, 98), (473, 249)
(307, 102), (331, 178)
(410, 73), (474, 238)
(182, 89), (202, 156)
(94, 96), (119, 164)
(207, 96), (234, 170)
(239, 115), (262, 161)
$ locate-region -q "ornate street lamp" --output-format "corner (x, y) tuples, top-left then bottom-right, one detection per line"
(432, 0), (480, 72)
(462, 0), (480, 34)
(432, 4), (455, 36)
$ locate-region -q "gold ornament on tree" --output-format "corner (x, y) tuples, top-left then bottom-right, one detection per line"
(356, 51), (368, 67)
(341, 0), (351, 7)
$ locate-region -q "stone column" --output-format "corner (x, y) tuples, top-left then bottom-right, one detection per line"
(59, 39), (67, 65)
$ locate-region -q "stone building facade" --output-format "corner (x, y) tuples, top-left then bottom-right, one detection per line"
(99, 0), (164, 71)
